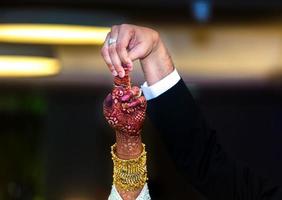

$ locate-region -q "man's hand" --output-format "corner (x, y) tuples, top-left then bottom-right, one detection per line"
(101, 24), (174, 85)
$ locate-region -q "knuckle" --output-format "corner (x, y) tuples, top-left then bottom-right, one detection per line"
(100, 47), (108, 56)
(116, 66), (123, 72)
(153, 30), (160, 41)
(111, 25), (118, 31)
(113, 61), (120, 68)
(109, 46), (116, 54)
(120, 24), (128, 29)
(116, 43), (124, 52)
(108, 64), (114, 70)
(106, 61), (112, 66)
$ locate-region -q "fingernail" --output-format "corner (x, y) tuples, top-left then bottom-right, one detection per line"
(112, 70), (118, 76)
(119, 71), (124, 78)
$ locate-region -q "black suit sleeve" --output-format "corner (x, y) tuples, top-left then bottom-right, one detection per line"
(147, 78), (282, 200)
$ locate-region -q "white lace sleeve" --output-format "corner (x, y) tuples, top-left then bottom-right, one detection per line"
(108, 183), (151, 200)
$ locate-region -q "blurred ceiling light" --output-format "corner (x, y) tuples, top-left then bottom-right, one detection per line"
(0, 8), (125, 45)
(0, 44), (60, 77)
(0, 56), (60, 77)
(0, 24), (110, 45)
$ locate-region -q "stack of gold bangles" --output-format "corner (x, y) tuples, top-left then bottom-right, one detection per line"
(111, 143), (148, 191)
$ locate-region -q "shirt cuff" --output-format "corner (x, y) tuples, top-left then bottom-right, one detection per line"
(141, 68), (181, 101)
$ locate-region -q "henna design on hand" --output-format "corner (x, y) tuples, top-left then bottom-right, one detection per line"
(103, 68), (147, 137)
(103, 68), (147, 198)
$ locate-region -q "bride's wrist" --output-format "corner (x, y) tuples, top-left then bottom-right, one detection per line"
(115, 131), (143, 159)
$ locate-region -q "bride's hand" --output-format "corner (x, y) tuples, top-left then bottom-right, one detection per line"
(103, 85), (146, 137)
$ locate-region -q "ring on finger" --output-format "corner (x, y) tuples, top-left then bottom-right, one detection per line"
(108, 38), (117, 45)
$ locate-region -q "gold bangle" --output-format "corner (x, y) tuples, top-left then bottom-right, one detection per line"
(111, 143), (148, 191)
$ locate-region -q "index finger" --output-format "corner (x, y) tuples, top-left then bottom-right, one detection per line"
(116, 24), (134, 71)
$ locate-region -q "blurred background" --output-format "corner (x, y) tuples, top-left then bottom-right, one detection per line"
(0, 0), (282, 199)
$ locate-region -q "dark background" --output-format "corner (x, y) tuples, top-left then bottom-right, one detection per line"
(1, 84), (281, 200)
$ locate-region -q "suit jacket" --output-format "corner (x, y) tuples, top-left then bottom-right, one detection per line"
(147, 79), (282, 200)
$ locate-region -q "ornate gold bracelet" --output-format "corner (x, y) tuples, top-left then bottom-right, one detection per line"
(111, 143), (148, 191)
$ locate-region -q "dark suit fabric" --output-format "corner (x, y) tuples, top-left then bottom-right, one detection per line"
(147, 79), (282, 200)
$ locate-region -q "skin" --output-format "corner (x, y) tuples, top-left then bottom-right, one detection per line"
(101, 24), (175, 86)
(101, 24), (174, 199)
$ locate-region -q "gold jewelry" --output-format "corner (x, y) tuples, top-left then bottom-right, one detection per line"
(111, 143), (148, 191)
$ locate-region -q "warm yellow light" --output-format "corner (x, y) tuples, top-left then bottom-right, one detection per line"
(0, 24), (110, 45)
(0, 56), (60, 77)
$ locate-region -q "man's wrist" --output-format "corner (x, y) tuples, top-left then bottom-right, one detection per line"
(140, 39), (174, 86)
(141, 68), (181, 101)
